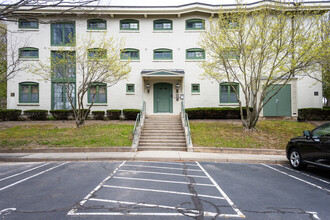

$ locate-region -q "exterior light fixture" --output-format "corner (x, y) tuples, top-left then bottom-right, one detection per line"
(176, 83), (180, 93)
(146, 83), (150, 93)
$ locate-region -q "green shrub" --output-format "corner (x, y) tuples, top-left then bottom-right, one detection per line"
(49, 110), (74, 120)
(92, 111), (105, 120)
(185, 107), (252, 119)
(123, 109), (140, 120)
(0, 109), (22, 121)
(24, 109), (48, 120)
(107, 109), (121, 120)
(298, 108), (330, 121)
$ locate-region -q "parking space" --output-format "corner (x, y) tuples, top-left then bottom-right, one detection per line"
(68, 161), (245, 218)
(0, 161), (329, 219)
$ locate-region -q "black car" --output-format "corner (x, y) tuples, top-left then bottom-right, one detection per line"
(286, 122), (330, 170)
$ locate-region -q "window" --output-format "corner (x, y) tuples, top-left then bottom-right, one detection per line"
(154, 49), (172, 60)
(88, 48), (107, 59)
(186, 48), (205, 59)
(87, 19), (107, 30)
(19, 48), (39, 59)
(220, 83), (239, 103)
(88, 83), (107, 103)
(120, 19), (139, 30)
(154, 19), (172, 30)
(191, 84), (200, 93)
(224, 49), (240, 60)
(51, 22), (75, 46)
(51, 51), (76, 79)
(186, 19), (205, 30)
(19, 82), (39, 103)
(121, 49), (139, 60)
(18, 19), (38, 29)
(52, 83), (75, 110)
(222, 18), (239, 29)
(126, 84), (135, 93)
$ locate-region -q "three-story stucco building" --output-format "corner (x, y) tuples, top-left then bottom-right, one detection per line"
(5, 0), (327, 116)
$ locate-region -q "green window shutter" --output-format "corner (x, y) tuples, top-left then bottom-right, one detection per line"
(186, 48), (205, 59)
(191, 84), (200, 93)
(19, 47), (39, 59)
(120, 19), (139, 30)
(18, 19), (38, 29)
(87, 19), (107, 30)
(51, 22), (75, 46)
(153, 19), (173, 30)
(186, 19), (205, 30)
(88, 83), (107, 103)
(220, 83), (239, 103)
(120, 48), (140, 60)
(19, 82), (39, 103)
(153, 49), (172, 60)
(126, 84), (135, 93)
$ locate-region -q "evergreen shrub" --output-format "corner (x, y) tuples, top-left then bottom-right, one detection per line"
(0, 109), (22, 121)
(123, 109), (140, 120)
(298, 108), (330, 121)
(24, 109), (48, 120)
(106, 109), (121, 120)
(92, 111), (105, 120)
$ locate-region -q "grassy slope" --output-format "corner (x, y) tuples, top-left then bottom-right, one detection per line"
(190, 121), (316, 149)
(0, 123), (133, 149)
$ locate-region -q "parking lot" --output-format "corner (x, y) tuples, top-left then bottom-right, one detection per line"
(0, 161), (329, 219)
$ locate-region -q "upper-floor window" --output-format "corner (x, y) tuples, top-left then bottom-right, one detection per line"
(224, 48), (240, 60)
(154, 49), (172, 60)
(120, 19), (139, 30)
(186, 19), (205, 30)
(88, 83), (107, 103)
(121, 48), (139, 60)
(18, 19), (38, 29)
(87, 19), (107, 30)
(51, 22), (75, 46)
(88, 48), (107, 59)
(154, 19), (173, 31)
(222, 18), (239, 29)
(51, 51), (76, 79)
(19, 47), (39, 59)
(19, 82), (39, 103)
(220, 82), (239, 103)
(186, 48), (205, 60)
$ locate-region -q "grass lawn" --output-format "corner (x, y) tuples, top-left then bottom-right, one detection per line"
(190, 120), (316, 149)
(0, 122), (133, 149)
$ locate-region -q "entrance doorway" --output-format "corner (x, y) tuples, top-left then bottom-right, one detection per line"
(154, 83), (173, 113)
(263, 84), (292, 116)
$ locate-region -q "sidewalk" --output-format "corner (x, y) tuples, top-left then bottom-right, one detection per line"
(0, 151), (288, 164)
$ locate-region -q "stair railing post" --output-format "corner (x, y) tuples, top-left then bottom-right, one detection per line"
(131, 101), (146, 152)
(181, 101), (193, 152)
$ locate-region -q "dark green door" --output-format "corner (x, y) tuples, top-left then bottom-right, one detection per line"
(154, 83), (173, 113)
(264, 84), (291, 116)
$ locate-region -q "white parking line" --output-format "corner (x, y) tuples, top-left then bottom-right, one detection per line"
(67, 161), (126, 216)
(0, 163), (49, 182)
(197, 162), (245, 218)
(0, 162), (69, 192)
(89, 198), (218, 216)
(123, 164), (203, 172)
(103, 185), (225, 200)
(118, 169), (208, 178)
(70, 212), (243, 217)
(113, 176), (214, 186)
(278, 164), (330, 185)
(262, 164), (330, 193)
(130, 161), (198, 166)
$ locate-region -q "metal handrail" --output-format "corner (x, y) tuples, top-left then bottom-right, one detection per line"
(181, 101), (192, 145)
(132, 101), (146, 145)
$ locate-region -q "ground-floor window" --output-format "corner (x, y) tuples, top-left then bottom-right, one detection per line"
(126, 84), (135, 93)
(220, 83), (239, 103)
(19, 82), (39, 103)
(52, 83), (75, 110)
(88, 83), (107, 103)
(191, 84), (200, 93)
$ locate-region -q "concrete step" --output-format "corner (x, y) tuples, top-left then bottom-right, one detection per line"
(138, 146), (187, 151)
(139, 136), (185, 139)
(139, 139), (186, 143)
(138, 143), (186, 147)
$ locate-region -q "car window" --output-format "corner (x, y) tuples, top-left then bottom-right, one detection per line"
(312, 123), (330, 138)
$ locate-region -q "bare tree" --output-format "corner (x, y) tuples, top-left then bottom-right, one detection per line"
(200, 2), (324, 131)
(31, 34), (131, 128)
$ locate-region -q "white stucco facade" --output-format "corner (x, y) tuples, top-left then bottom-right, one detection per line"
(5, 1), (326, 116)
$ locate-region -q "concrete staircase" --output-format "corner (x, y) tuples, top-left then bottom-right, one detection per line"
(138, 115), (187, 151)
